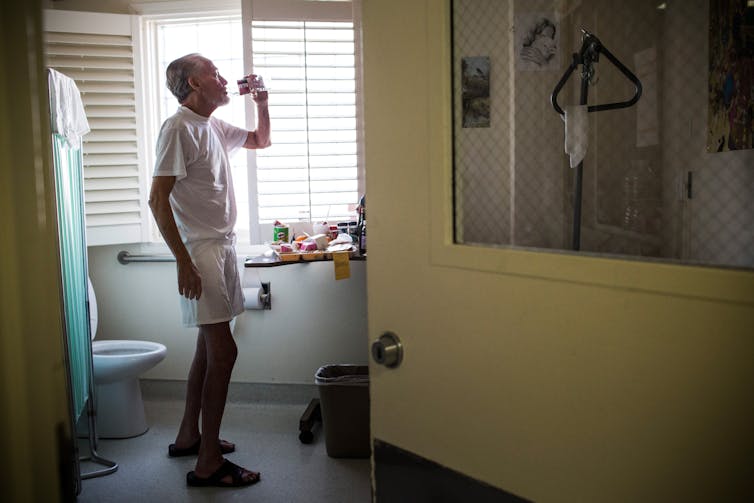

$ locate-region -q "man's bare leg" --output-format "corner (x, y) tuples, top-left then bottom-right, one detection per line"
(172, 330), (236, 453)
(173, 332), (206, 447)
(191, 321), (257, 484)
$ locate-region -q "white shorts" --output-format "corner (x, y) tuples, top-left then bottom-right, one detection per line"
(180, 238), (244, 327)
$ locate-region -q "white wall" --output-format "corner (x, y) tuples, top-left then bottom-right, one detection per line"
(88, 244), (368, 384)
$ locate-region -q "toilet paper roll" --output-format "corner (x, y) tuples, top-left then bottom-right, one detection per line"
(243, 287), (265, 310)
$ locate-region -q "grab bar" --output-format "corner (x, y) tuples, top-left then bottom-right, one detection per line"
(117, 251), (175, 264)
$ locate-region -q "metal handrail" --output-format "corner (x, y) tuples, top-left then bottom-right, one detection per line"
(117, 251), (175, 264)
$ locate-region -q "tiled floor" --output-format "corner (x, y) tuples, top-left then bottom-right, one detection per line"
(75, 382), (371, 502)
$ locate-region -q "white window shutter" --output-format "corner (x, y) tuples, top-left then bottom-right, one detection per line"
(243, 0), (364, 231)
(44, 10), (148, 246)
(251, 19), (359, 224)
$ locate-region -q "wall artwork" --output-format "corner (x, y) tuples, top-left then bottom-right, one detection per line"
(462, 56), (490, 128)
(515, 13), (560, 71)
(707, 0), (754, 152)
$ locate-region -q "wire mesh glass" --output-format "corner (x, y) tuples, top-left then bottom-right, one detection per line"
(452, 0), (754, 270)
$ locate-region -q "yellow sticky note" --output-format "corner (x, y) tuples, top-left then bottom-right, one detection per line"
(333, 252), (350, 280)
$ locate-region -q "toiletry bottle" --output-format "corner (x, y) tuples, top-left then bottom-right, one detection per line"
(357, 195), (366, 255)
(359, 219), (366, 255)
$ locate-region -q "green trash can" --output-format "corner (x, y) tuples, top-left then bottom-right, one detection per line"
(315, 364), (370, 458)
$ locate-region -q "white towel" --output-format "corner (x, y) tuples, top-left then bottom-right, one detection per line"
(48, 68), (90, 148)
(564, 105), (588, 168)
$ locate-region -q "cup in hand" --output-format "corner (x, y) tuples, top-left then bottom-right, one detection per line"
(236, 74), (267, 95)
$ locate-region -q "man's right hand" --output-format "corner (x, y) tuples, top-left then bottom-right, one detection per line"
(150, 175), (203, 300)
(177, 257), (202, 299)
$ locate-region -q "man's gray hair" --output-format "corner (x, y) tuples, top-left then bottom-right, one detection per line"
(165, 53), (204, 103)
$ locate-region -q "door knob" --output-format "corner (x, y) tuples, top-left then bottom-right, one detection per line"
(372, 331), (403, 368)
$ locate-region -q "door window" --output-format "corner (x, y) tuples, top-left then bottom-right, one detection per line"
(452, 0), (754, 270)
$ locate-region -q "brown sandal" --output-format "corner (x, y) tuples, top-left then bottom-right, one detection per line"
(168, 435), (235, 457)
(186, 459), (261, 487)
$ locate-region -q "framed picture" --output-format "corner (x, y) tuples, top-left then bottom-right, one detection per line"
(707, 0), (754, 152)
(462, 56), (490, 128)
(515, 13), (560, 71)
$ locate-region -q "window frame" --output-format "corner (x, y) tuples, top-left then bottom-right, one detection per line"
(245, 0), (364, 244)
(137, 5), (247, 243)
(135, 0), (364, 246)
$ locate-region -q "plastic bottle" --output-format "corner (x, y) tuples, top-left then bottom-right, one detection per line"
(359, 219), (367, 255)
(356, 195), (366, 255)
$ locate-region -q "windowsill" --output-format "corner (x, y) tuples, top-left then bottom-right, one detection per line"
(130, 221), (356, 259)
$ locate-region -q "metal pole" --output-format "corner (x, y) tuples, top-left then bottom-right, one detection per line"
(572, 74), (589, 251)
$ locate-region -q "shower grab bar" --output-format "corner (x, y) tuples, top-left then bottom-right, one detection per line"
(117, 251), (175, 264)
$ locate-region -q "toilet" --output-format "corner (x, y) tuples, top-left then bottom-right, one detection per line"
(88, 279), (167, 438)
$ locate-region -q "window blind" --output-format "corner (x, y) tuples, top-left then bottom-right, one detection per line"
(251, 19), (359, 223)
(44, 10), (147, 245)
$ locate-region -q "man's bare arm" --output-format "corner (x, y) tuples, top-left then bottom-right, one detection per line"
(244, 92), (271, 149)
(148, 176), (202, 299)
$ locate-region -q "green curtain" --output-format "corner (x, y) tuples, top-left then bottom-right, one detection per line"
(52, 133), (91, 422)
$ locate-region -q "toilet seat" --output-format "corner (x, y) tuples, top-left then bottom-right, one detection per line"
(92, 340), (166, 354)
(88, 277), (98, 340)
(92, 340), (167, 385)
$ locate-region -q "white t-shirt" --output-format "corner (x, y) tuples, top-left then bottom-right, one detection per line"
(153, 106), (247, 243)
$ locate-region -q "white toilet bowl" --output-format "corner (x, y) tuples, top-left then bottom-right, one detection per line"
(92, 340), (167, 385)
(88, 279), (166, 438)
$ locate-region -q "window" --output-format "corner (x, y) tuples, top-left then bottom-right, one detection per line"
(44, 1), (362, 247)
(252, 20), (359, 226)
(451, 0), (754, 270)
(140, 0), (362, 244)
(144, 15), (252, 240)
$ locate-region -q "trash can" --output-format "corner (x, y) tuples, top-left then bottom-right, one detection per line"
(315, 364), (370, 458)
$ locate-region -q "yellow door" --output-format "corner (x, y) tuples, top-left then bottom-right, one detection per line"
(363, 1), (754, 501)
(1, 2), (72, 501)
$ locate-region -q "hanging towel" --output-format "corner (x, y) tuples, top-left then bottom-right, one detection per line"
(48, 68), (90, 148)
(564, 105), (588, 168)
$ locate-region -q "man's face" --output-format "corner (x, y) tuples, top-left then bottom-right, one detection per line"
(191, 58), (230, 108)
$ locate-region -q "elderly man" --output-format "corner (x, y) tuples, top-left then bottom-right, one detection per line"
(149, 53), (270, 488)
